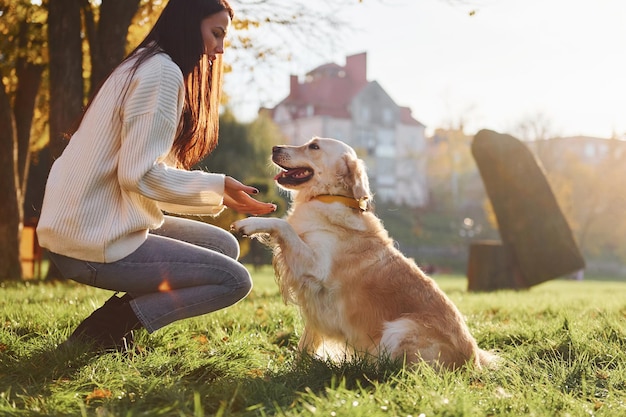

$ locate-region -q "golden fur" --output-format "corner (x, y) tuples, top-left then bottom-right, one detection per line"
(232, 137), (496, 370)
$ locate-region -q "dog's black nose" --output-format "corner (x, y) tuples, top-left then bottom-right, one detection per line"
(272, 146), (283, 154)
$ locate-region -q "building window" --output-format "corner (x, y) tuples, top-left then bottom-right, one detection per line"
(376, 144), (395, 158)
(361, 107), (370, 123)
(383, 108), (394, 124)
(377, 158), (395, 185)
(355, 128), (376, 155)
(375, 129), (395, 158)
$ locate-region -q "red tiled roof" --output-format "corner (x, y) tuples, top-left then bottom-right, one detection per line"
(399, 106), (424, 126)
(288, 75), (365, 118)
(271, 53), (422, 125)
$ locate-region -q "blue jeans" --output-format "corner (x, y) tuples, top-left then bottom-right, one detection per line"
(48, 216), (252, 333)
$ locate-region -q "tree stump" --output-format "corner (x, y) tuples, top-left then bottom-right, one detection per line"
(468, 129), (585, 291)
(467, 240), (526, 291)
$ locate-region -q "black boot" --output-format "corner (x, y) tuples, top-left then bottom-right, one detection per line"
(117, 294), (142, 351)
(60, 293), (143, 352)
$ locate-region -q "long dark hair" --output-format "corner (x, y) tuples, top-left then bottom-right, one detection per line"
(73, 0), (234, 169)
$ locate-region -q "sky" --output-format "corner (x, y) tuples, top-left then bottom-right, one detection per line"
(224, 0), (626, 139)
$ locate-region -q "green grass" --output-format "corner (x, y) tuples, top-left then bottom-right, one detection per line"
(1, 267), (625, 416)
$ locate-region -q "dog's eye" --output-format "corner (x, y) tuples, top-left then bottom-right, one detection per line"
(308, 143), (320, 150)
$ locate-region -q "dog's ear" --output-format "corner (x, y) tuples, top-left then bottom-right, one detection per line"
(342, 153), (371, 203)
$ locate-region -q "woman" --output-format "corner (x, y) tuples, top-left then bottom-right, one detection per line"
(37, 0), (276, 352)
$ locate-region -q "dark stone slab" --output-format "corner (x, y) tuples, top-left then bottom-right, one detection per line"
(469, 129), (585, 289)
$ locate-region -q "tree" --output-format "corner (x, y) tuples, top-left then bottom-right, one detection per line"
(0, 78), (22, 280)
(0, 0), (47, 280)
(427, 127), (479, 213)
(83, 0), (142, 97)
(540, 139), (626, 266)
(47, 0), (82, 159)
(512, 112), (560, 166)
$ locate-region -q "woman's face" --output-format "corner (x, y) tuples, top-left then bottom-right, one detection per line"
(201, 10), (231, 61)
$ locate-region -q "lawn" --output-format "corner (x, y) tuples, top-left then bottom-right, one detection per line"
(0, 266), (625, 416)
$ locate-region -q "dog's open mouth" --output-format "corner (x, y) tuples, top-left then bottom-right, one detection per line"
(274, 166), (314, 185)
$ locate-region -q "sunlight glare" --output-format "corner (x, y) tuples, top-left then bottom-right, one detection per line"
(158, 279), (172, 292)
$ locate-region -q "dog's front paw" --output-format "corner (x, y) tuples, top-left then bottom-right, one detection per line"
(231, 217), (273, 237)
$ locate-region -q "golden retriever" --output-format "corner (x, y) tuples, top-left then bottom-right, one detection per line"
(232, 137), (496, 370)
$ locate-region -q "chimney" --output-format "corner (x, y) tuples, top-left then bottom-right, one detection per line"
(345, 52), (367, 87)
(289, 75), (299, 98)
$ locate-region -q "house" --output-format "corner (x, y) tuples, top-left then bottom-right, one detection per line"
(261, 52), (429, 208)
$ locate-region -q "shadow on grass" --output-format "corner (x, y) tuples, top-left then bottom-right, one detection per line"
(0, 342), (103, 401)
(271, 352), (405, 391)
(176, 351), (408, 415)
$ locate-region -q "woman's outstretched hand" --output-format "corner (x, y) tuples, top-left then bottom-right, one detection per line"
(223, 176), (277, 215)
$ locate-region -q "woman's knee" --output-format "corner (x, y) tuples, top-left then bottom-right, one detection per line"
(219, 231), (241, 260)
(231, 263), (253, 299)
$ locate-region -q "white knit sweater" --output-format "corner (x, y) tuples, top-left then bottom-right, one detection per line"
(37, 53), (226, 263)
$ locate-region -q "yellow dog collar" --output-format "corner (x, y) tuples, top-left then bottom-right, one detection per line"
(312, 195), (367, 212)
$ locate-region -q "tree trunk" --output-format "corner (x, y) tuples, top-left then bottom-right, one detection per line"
(0, 80), (23, 281)
(44, 0), (84, 280)
(14, 45), (45, 202)
(48, 0), (83, 159)
(466, 240), (526, 291)
(86, 0), (141, 94)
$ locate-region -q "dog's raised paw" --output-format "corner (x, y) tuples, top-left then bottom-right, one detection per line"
(230, 219), (249, 236)
(231, 218), (269, 237)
